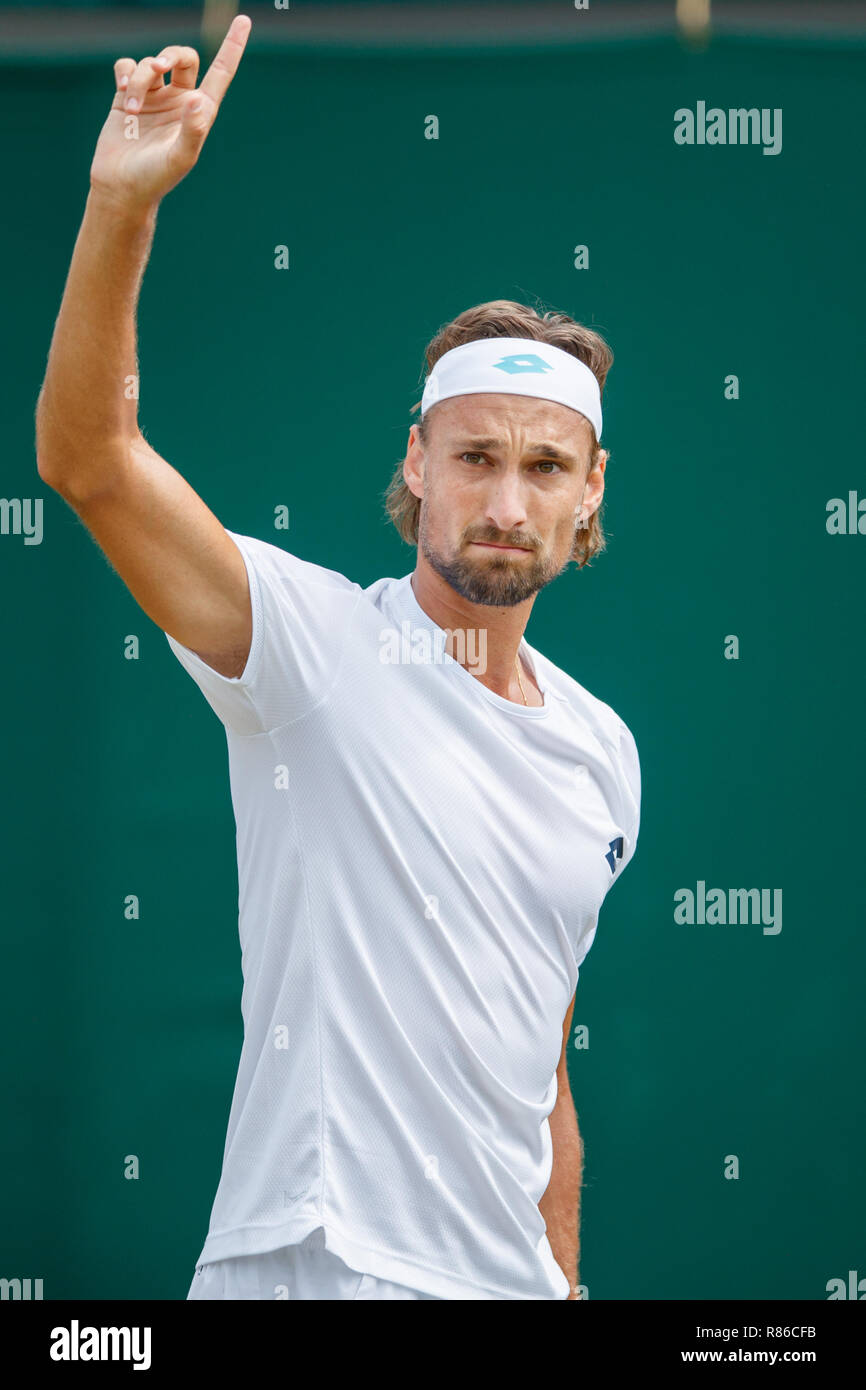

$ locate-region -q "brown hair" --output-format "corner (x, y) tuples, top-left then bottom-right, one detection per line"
(383, 298), (613, 568)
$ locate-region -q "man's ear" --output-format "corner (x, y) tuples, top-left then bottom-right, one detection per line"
(403, 422), (424, 499)
(580, 448), (606, 521)
(588, 446), (607, 484)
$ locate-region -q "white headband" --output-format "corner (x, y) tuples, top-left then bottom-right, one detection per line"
(420, 336), (602, 440)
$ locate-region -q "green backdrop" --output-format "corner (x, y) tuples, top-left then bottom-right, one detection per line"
(1, 23), (864, 1299)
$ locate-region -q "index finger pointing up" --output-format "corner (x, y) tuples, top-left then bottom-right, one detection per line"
(199, 14), (252, 110)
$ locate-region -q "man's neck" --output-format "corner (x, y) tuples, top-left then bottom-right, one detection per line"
(409, 561), (543, 706)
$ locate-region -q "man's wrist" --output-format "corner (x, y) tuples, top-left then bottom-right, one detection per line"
(87, 182), (160, 229)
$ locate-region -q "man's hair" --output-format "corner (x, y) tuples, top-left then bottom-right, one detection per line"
(383, 298), (614, 568)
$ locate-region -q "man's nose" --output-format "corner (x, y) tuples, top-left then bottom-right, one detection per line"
(482, 473), (528, 533)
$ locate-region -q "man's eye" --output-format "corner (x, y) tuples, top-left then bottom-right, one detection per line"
(460, 453), (560, 473)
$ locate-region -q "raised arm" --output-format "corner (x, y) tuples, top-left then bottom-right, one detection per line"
(35, 15), (255, 678)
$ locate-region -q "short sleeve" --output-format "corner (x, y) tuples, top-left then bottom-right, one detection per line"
(597, 716), (641, 900)
(165, 530), (364, 736)
(614, 719), (641, 877)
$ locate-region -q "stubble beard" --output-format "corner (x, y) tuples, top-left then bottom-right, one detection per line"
(418, 505), (574, 608)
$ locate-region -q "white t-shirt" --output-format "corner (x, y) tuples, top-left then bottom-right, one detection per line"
(166, 531), (641, 1300)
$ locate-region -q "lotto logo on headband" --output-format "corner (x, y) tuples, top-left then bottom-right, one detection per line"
(492, 354), (554, 376)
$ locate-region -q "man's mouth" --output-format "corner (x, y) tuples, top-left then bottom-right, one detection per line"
(470, 541), (533, 553)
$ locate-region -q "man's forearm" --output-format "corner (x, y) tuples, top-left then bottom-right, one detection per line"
(36, 188), (158, 493)
(539, 1092), (583, 1299)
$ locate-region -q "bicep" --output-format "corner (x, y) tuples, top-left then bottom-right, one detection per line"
(64, 434), (252, 676)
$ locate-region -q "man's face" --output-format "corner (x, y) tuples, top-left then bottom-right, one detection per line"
(403, 393), (606, 607)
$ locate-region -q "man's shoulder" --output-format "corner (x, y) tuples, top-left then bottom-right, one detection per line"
(529, 643), (635, 746)
(225, 530), (364, 597)
(531, 645), (641, 838)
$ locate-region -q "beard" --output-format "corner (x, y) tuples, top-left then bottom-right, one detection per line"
(418, 507), (575, 607)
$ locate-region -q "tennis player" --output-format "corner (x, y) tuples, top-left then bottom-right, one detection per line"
(35, 15), (641, 1300)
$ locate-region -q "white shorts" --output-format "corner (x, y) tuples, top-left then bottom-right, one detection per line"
(186, 1226), (441, 1300)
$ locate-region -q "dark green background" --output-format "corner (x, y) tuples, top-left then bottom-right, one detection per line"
(2, 26), (864, 1299)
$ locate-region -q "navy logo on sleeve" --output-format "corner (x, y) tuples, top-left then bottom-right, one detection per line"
(605, 836), (624, 874)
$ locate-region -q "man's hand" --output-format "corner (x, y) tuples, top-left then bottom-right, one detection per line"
(89, 13), (251, 213)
